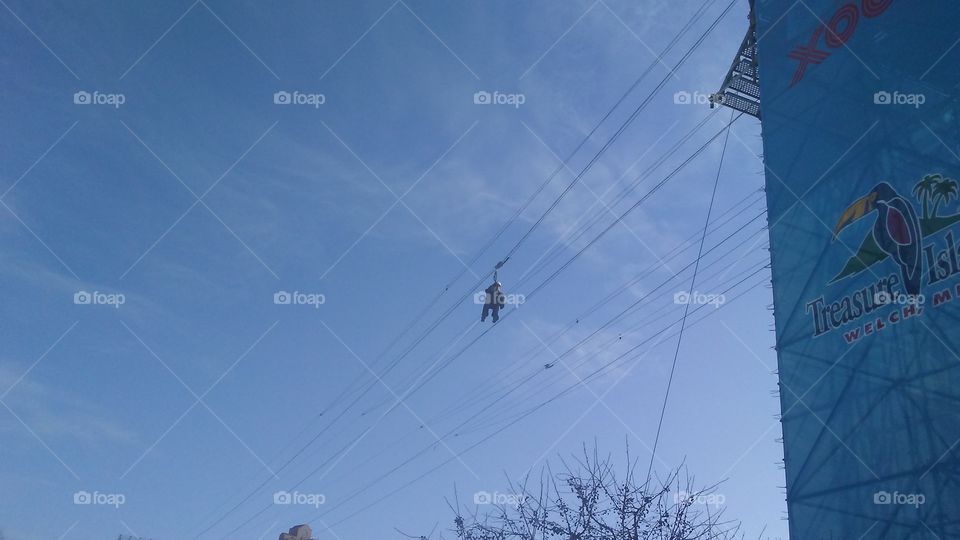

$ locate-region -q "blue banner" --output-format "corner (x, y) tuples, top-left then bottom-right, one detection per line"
(754, 0), (960, 537)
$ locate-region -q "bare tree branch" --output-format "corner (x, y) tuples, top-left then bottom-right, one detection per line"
(427, 444), (740, 540)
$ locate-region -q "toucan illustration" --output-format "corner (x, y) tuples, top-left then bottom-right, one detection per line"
(832, 182), (923, 295)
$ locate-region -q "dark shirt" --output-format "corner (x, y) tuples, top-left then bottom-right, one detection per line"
(484, 285), (505, 306)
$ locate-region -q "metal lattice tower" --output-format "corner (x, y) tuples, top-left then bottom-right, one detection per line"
(710, 3), (761, 119)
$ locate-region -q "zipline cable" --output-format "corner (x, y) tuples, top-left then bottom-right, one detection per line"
(515, 109), (720, 287)
(365, 188), (764, 415)
(499, 0), (738, 266)
(222, 111), (742, 538)
(309, 222), (768, 522)
(314, 267), (771, 527)
(463, 249), (769, 435)
(200, 3), (741, 534)
(645, 108), (735, 482)
(330, 227), (770, 479)
(391, 115), (742, 412)
(198, 6), (722, 518)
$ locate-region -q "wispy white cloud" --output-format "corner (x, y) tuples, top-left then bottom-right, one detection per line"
(0, 364), (138, 448)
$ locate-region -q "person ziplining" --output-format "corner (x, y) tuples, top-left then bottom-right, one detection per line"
(480, 281), (505, 323)
(480, 259), (509, 323)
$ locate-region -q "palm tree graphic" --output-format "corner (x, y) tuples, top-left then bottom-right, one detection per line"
(913, 173), (942, 219)
(931, 177), (959, 217)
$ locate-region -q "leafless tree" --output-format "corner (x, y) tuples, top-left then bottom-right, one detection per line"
(432, 445), (739, 540)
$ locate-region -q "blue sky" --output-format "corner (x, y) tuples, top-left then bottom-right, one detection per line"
(0, 1), (786, 538)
